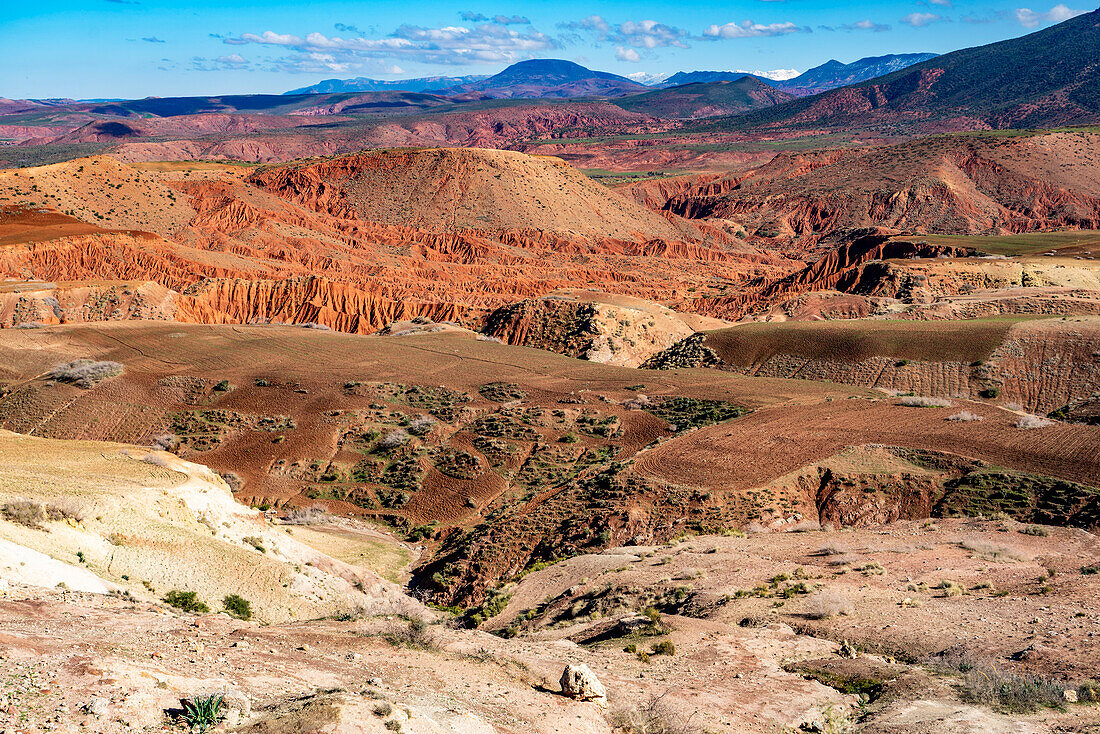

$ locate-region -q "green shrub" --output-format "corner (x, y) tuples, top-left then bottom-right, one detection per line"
(163, 590), (210, 614)
(223, 594), (252, 620)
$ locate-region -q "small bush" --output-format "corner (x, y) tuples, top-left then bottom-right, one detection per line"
(374, 702), (393, 716)
(947, 410), (984, 422)
(49, 359), (123, 388)
(1077, 680), (1100, 702)
(385, 617), (437, 650)
(651, 640), (676, 656)
(1081, 564), (1100, 575)
(377, 429), (411, 451)
(1020, 525), (1050, 537)
(608, 695), (701, 734)
(980, 387), (1000, 399)
(163, 590), (210, 614)
(1015, 414), (1054, 430)
(899, 396), (953, 408)
(243, 536), (266, 553)
(1, 498), (46, 528)
(281, 506), (328, 525)
(805, 590), (854, 619)
(406, 415), (435, 436)
(223, 594), (253, 620)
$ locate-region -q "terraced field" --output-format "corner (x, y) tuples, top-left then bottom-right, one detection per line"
(3, 322), (1094, 606)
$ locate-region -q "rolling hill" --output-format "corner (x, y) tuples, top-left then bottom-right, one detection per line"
(663, 129), (1100, 241)
(285, 74), (488, 95)
(698, 9), (1100, 133)
(614, 77), (796, 119)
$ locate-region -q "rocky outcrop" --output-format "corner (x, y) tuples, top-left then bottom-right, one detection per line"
(675, 233), (970, 319)
(483, 290), (700, 367)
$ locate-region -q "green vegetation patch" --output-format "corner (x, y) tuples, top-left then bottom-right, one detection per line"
(365, 382), (472, 422)
(170, 410), (295, 451)
(644, 396), (748, 433)
(935, 469), (1100, 528)
(479, 382), (527, 402)
(432, 447), (483, 479)
(466, 412), (540, 441)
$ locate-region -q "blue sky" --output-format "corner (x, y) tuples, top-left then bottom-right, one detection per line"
(0, 1), (1089, 98)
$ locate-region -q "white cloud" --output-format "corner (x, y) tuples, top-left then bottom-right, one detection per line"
(930, 0), (953, 6)
(841, 19), (891, 31)
(559, 15), (690, 49)
(900, 12), (944, 27)
(1014, 3), (1083, 27)
(222, 23), (559, 69)
(616, 46), (641, 62)
(703, 20), (809, 39)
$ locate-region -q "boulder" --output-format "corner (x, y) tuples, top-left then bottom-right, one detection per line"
(559, 664), (606, 703)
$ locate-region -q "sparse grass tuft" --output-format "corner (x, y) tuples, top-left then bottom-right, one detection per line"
(959, 539), (1025, 562)
(957, 664), (1066, 713)
(937, 580), (966, 597)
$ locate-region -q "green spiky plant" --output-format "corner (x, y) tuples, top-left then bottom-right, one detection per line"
(181, 694), (224, 733)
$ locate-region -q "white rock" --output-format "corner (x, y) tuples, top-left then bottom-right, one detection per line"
(84, 697), (109, 718)
(559, 664), (607, 703)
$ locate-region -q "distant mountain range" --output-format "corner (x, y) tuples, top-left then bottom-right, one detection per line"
(703, 7), (1100, 132)
(283, 54), (938, 102)
(776, 54), (939, 94)
(658, 54), (937, 96)
(285, 75), (488, 95)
